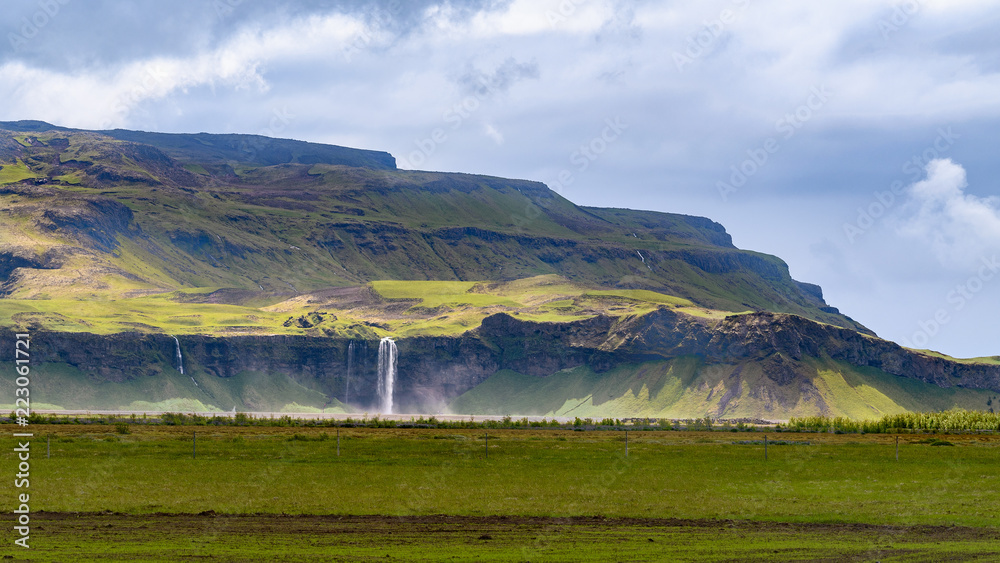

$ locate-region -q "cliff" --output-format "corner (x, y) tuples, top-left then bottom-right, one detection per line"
(3, 311), (996, 416)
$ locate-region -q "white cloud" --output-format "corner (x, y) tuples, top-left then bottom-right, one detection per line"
(3, 0), (1000, 358)
(483, 123), (504, 145)
(466, 0), (613, 37)
(896, 158), (1000, 267)
(0, 12), (369, 129)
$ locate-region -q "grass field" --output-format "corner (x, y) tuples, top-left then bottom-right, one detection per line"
(2, 425), (999, 560)
(7, 513), (999, 562)
(0, 159), (39, 184)
(0, 275), (698, 338)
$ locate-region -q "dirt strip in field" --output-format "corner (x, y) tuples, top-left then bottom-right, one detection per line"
(8, 512), (999, 562)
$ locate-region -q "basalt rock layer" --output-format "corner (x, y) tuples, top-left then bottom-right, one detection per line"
(4, 311), (996, 415)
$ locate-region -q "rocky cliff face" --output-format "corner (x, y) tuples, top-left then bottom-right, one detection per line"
(5, 310), (998, 413)
(604, 309), (1000, 389)
(1, 329), (500, 412)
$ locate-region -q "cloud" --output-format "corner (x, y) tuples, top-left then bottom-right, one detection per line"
(466, 0), (613, 37)
(483, 123), (504, 145)
(3, 0), (1000, 356)
(896, 158), (1000, 267)
(595, 2), (642, 45)
(454, 57), (540, 98)
(0, 11), (370, 129)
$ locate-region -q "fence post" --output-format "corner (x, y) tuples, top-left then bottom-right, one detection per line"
(485, 432), (488, 459)
(193, 431), (196, 459)
(47, 435), (50, 459)
(764, 434), (767, 461)
(337, 427), (340, 457)
(895, 435), (899, 461)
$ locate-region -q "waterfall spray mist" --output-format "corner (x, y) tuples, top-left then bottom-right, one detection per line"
(377, 337), (397, 415)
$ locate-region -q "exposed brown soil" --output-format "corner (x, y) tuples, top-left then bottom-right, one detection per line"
(33, 511), (1000, 542)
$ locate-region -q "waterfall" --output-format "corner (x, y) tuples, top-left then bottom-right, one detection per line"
(377, 337), (397, 414)
(172, 336), (184, 375)
(636, 250), (652, 271)
(173, 335), (198, 387)
(346, 341), (355, 405)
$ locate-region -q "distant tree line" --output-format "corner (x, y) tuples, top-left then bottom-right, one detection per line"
(9, 409), (1000, 433)
(785, 410), (1000, 433)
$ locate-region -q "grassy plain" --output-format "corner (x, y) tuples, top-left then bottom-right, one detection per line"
(2, 425), (999, 560)
(0, 275), (699, 338)
(0, 159), (38, 184)
(7, 513), (999, 562)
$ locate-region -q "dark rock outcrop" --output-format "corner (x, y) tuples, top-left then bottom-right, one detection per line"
(4, 309), (997, 413)
(618, 311), (998, 390)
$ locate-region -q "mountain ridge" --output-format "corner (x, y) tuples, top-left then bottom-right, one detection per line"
(1, 120), (995, 419)
(0, 121), (862, 332)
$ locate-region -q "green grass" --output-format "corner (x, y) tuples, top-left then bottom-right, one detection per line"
(53, 172), (82, 184)
(0, 124), (870, 335)
(4, 426), (1000, 526)
(8, 512), (998, 562)
(0, 294), (301, 335)
(371, 280), (522, 308)
(914, 350), (1000, 365)
(582, 289), (694, 307)
(365, 276), (699, 336)
(0, 159), (39, 184)
(5, 426), (999, 560)
(181, 163), (209, 175)
(0, 274), (705, 338)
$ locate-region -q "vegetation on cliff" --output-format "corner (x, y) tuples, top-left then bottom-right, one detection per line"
(0, 121), (861, 333)
(1, 121), (997, 419)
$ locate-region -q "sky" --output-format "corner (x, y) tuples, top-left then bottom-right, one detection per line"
(2, 0), (999, 358)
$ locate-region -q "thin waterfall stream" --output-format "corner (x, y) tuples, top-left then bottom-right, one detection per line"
(172, 336), (197, 387)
